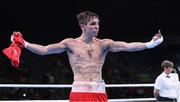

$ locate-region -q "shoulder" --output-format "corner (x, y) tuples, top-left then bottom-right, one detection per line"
(62, 38), (75, 42)
(101, 38), (114, 42)
(156, 73), (164, 81)
(170, 73), (178, 76)
(61, 38), (75, 44)
(170, 73), (179, 78)
(97, 38), (114, 45)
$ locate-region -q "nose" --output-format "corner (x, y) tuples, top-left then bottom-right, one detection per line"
(95, 25), (99, 30)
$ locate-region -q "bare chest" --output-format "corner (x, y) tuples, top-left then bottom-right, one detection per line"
(71, 43), (102, 58)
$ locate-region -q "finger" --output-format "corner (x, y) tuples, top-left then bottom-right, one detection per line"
(158, 29), (161, 35)
(13, 31), (16, 34)
(13, 31), (18, 35)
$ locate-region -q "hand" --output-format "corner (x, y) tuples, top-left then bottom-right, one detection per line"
(146, 30), (163, 49)
(152, 30), (162, 41)
(11, 31), (28, 48)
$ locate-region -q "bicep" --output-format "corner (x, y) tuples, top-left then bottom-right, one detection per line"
(154, 78), (161, 99)
(154, 77), (163, 90)
(109, 41), (128, 52)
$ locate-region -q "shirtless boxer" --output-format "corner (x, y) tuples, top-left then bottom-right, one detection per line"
(11, 11), (163, 101)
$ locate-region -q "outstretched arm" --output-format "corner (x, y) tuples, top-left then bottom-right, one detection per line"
(11, 31), (68, 55)
(109, 41), (147, 52)
(25, 41), (66, 55)
(109, 30), (163, 52)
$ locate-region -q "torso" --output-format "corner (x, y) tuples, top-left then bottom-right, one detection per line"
(63, 37), (110, 82)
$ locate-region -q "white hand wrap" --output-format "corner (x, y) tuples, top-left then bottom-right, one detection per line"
(24, 41), (29, 48)
(145, 36), (163, 49)
(10, 34), (14, 42)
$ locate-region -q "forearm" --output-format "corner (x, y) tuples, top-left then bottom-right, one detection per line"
(154, 93), (160, 98)
(10, 32), (67, 55)
(128, 34), (164, 51)
(154, 89), (160, 100)
(25, 41), (66, 55)
(110, 41), (147, 52)
(122, 33), (163, 51)
(126, 42), (147, 52)
(25, 42), (49, 55)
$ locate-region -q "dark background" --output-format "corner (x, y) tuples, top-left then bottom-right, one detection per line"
(0, 0), (180, 100)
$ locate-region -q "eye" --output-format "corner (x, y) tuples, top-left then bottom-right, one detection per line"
(90, 22), (96, 25)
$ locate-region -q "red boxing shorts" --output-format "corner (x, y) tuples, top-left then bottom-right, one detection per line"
(69, 80), (108, 102)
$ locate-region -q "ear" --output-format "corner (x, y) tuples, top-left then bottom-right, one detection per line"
(80, 24), (85, 28)
(80, 24), (86, 30)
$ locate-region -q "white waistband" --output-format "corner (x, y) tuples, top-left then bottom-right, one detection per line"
(71, 80), (106, 93)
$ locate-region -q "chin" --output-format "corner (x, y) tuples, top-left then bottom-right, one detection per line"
(94, 31), (99, 35)
(93, 33), (98, 37)
(89, 31), (98, 37)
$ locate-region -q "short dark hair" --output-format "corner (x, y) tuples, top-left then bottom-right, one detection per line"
(161, 60), (174, 69)
(76, 10), (99, 25)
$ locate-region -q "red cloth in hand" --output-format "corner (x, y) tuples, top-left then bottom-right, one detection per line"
(2, 43), (21, 68)
(12, 32), (25, 47)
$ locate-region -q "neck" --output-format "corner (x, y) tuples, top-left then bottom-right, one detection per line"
(80, 33), (94, 43)
(164, 71), (170, 75)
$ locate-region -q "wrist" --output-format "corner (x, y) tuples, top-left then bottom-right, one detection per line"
(146, 36), (163, 49)
(24, 41), (29, 48)
(145, 40), (155, 49)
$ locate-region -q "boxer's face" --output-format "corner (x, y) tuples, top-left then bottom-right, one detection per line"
(82, 18), (99, 37)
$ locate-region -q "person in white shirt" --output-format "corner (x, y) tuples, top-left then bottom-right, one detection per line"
(154, 60), (179, 102)
(177, 82), (180, 102)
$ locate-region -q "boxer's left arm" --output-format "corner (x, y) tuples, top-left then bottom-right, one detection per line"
(108, 31), (163, 52)
(108, 40), (147, 52)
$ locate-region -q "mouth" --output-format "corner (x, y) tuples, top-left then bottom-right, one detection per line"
(94, 30), (99, 33)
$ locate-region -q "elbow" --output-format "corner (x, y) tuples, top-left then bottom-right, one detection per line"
(41, 47), (49, 55)
(35, 51), (47, 56)
(39, 53), (46, 56)
(38, 47), (49, 55)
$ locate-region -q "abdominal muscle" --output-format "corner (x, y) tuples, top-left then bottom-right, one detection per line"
(72, 62), (103, 82)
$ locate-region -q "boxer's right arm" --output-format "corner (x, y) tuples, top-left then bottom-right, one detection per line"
(25, 41), (66, 55)
(11, 31), (68, 55)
